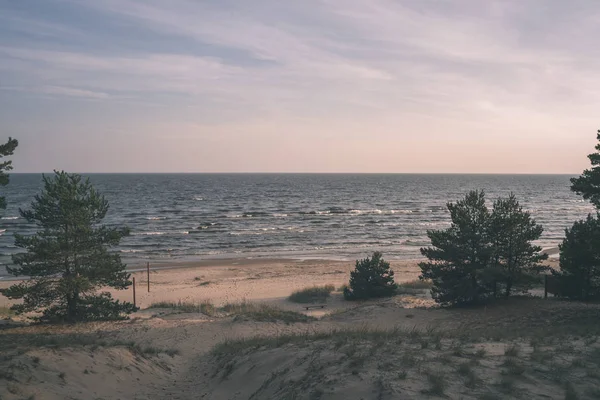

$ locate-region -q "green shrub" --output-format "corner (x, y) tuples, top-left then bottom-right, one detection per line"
(554, 214), (600, 300)
(288, 285), (335, 303)
(343, 252), (397, 300)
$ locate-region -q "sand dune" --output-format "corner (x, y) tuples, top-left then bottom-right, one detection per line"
(1, 257), (588, 400)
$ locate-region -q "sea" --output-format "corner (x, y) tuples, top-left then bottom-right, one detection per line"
(0, 174), (594, 277)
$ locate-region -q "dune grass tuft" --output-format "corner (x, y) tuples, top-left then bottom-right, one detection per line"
(149, 299), (312, 323)
(222, 301), (315, 323)
(0, 306), (15, 317)
(149, 300), (203, 313)
(288, 285), (335, 304)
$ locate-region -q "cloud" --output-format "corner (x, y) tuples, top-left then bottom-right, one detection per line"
(1, 84), (109, 99)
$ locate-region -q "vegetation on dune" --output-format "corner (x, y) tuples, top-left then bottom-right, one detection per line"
(0, 136), (18, 211)
(222, 301), (316, 323)
(149, 300), (315, 323)
(398, 279), (433, 290)
(209, 308), (600, 400)
(488, 194), (549, 297)
(343, 252), (397, 300)
(288, 284), (335, 303)
(0, 330), (179, 361)
(0, 171), (136, 322)
(570, 129), (600, 208)
(149, 300), (216, 315)
(420, 190), (494, 306)
(554, 214), (600, 300)
(420, 190), (548, 306)
(554, 130), (600, 301)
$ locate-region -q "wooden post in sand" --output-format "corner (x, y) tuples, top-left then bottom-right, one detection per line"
(132, 277), (137, 307)
(147, 262), (150, 292)
(544, 275), (548, 299)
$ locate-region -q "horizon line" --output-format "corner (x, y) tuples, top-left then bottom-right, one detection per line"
(10, 171), (580, 175)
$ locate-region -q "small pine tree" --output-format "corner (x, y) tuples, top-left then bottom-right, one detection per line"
(0, 171), (136, 322)
(343, 252), (397, 300)
(488, 194), (548, 297)
(0, 137), (18, 210)
(419, 190), (493, 306)
(571, 129), (600, 208)
(554, 214), (600, 300)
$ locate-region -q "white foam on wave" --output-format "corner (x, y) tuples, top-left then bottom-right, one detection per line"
(195, 197), (204, 201)
(134, 230), (189, 236)
(146, 216), (166, 220)
(1, 216), (19, 220)
(273, 213), (288, 217)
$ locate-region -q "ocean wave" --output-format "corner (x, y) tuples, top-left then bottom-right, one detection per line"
(300, 208), (420, 216)
(228, 227), (306, 236)
(1, 216), (19, 220)
(146, 216), (166, 220)
(197, 222), (218, 229)
(194, 197), (204, 201)
(133, 231), (189, 236)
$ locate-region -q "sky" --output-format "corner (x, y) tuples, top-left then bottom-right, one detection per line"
(0, 0), (599, 173)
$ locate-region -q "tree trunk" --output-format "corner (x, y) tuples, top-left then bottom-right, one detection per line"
(505, 279), (512, 298)
(471, 274), (478, 303)
(67, 291), (79, 321)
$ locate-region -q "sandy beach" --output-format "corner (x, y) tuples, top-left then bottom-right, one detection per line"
(0, 258), (425, 311)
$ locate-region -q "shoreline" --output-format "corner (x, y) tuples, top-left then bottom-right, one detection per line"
(0, 245), (560, 281)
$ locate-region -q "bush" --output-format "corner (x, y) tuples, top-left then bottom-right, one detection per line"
(554, 214), (600, 300)
(288, 285), (335, 303)
(343, 252), (397, 300)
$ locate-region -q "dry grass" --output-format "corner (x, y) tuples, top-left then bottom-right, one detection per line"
(149, 300), (314, 324)
(288, 285), (335, 304)
(399, 279), (433, 290)
(0, 330), (179, 358)
(222, 302), (316, 323)
(0, 306), (15, 317)
(207, 302), (600, 400)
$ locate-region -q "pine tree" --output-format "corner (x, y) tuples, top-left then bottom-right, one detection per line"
(558, 129), (600, 300)
(0, 171), (136, 321)
(571, 130), (600, 208)
(0, 137), (18, 210)
(419, 190), (493, 306)
(343, 252), (397, 300)
(555, 214), (600, 300)
(488, 194), (548, 297)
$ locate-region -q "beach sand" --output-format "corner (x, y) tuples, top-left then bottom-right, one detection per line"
(0, 258), (424, 311)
